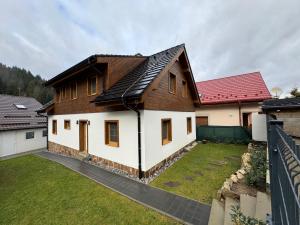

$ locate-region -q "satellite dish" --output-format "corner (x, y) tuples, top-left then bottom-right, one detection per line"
(271, 87), (282, 98)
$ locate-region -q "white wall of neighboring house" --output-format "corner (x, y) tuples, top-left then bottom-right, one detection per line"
(0, 128), (47, 157)
(142, 110), (196, 170)
(195, 103), (261, 126)
(252, 113), (268, 141)
(48, 110), (196, 171)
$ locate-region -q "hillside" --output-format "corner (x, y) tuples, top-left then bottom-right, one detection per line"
(0, 63), (53, 104)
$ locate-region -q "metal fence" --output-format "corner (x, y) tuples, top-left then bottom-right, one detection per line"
(267, 119), (300, 225)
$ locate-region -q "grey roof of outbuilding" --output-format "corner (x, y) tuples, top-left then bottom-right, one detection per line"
(94, 44), (184, 103)
(262, 97), (300, 110)
(0, 95), (46, 131)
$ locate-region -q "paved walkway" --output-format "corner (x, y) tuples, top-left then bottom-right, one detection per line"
(36, 151), (210, 225)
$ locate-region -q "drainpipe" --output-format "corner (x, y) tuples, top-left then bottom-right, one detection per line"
(120, 67), (149, 179)
(122, 99), (143, 179)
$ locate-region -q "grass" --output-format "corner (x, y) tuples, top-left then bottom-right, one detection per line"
(0, 155), (178, 225)
(151, 143), (247, 204)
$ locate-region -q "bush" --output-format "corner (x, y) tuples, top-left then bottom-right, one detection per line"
(231, 206), (266, 225)
(246, 148), (267, 188)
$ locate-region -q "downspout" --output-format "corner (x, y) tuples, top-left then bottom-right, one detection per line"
(120, 63), (149, 179)
(121, 97), (143, 179)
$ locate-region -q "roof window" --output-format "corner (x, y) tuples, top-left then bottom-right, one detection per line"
(14, 104), (27, 109)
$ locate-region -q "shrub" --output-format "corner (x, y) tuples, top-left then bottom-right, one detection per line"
(231, 206), (266, 225)
(245, 148), (267, 188)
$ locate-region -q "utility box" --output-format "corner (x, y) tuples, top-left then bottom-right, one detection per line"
(252, 113), (267, 142)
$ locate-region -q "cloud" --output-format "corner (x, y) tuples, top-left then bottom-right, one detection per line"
(0, 0), (299, 95)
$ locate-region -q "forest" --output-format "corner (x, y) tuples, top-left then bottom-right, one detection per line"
(0, 63), (53, 104)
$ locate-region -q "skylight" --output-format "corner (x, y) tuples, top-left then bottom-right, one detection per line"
(14, 104), (27, 109)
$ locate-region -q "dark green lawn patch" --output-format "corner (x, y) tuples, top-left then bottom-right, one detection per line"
(151, 143), (247, 204)
(0, 155), (177, 225)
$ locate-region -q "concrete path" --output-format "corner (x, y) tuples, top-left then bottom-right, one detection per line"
(36, 151), (210, 225)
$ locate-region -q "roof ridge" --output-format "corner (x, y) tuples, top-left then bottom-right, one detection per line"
(196, 71), (261, 83)
(149, 43), (185, 57)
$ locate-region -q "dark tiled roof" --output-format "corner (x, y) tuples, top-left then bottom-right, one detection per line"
(262, 97), (300, 110)
(94, 44), (184, 103)
(0, 95), (46, 131)
(37, 100), (54, 113)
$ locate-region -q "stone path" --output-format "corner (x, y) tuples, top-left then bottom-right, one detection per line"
(36, 151), (211, 225)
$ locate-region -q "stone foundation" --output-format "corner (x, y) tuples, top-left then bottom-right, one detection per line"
(48, 141), (194, 178)
(144, 147), (187, 177)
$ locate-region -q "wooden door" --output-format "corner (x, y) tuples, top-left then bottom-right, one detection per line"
(196, 116), (208, 126)
(79, 121), (88, 153)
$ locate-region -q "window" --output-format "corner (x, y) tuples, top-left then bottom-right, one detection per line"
(42, 130), (47, 137)
(14, 104), (27, 109)
(87, 76), (97, 95)
(161, 119), (172, 145)
(26, 131), (34, 139)
(71, 82), (77, 100)
(105, 121), (119, 147)
(187, 117), (192, 134)
(64, 120), (71, 130)
(196, 116), (208, 126)
(52, 120), (57, 134)
(182, 80), (187, 97)
(169, 73), (176, 94)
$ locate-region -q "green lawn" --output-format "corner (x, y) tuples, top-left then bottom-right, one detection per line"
(151, 143), (247, 204)
(0, 155), (177, 225)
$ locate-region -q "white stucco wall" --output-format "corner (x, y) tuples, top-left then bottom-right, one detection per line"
(141, 110), (196, 170)
(48, 110), (196, 171)
(0, 128), (47, 157)
(196, 103), (262, 126)
(48, 111), (139, 169)
(252, 113), (267, 141)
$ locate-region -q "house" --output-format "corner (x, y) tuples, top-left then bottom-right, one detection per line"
(262, 97), (300, 138)
(195, 72), (271, 127)
(0, 95), (47, 158)
(38, 44), (200, 178)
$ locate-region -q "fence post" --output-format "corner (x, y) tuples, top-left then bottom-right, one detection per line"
(268, 120), (283, 225)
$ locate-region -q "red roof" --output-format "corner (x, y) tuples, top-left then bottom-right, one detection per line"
(196, 72), (271, 105)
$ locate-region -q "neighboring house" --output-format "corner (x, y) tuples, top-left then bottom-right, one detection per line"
(195, 72), (271, 127)
(262, 98), (300, 138)
(0, 95), (47, 157)
(38, 44), (200, 178)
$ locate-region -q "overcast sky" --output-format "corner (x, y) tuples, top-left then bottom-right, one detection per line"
(0, 0), (299, 95)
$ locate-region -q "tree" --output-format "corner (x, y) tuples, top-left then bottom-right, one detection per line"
(290, 88), (300, 98)
(0, 63), (53, 104)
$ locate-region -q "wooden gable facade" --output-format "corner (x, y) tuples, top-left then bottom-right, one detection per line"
(43, 44), (199, 115)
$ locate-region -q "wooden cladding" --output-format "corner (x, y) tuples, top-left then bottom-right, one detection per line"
(71, 81), (77, 100)
(182, 80), (187, 98)
(187, 117), (192, 134)
(87, 76), (97, 96)
(64, 120), (71, 130)
(169, 73), (176, 94)
(105, 120), (119, 147)
(52, 120), (57, 134)
(161, 118), (172, 145)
